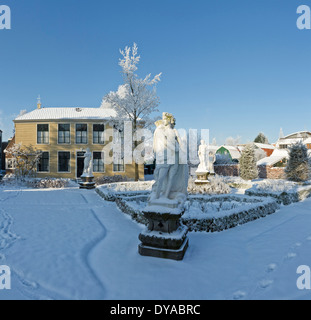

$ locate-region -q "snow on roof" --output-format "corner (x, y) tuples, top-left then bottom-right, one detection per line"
(304, 138), (311, 144)
(14, 107), (119, 121)
(278, 138), (303, 145)
(218, 145), (241, 159)
(254, 143), (275, 150)
(257, 149), (289, 166)
(283, 131), (311, 140)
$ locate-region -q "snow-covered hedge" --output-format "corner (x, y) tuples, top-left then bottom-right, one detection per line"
(1, 174), (71, 189)
(96, 176), (232, 201)
(95, 181), (154, 201)
(188, 176), (231, 195)
(245, 180), (311, 205)
(113, 194), (279, 233)
(27, 178), (71, 189)
(182, 195), (279, 232)
(221, 176), (253, 190)
(95, 175), (133, 186)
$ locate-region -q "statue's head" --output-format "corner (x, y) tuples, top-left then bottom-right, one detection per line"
(201, 140), (206, 145)
(162, 112), (176, 127)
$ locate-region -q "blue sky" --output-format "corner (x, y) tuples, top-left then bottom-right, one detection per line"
(0, 0), (311, 143)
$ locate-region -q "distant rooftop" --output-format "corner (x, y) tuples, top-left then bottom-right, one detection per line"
(282, 131), (311, 140)
(14, 107), (119, 121)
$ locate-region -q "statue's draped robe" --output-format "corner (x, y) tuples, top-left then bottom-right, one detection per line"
(151, 124), (188, 201)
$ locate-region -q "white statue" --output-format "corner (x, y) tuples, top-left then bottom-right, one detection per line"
(208, 150), (216, 175)
(81, 148), (93, 177)
(197, 140), (209, 172)
(150, 112), (188, 206)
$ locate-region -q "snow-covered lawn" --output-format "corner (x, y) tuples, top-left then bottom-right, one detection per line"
(0, 185), (311, 300)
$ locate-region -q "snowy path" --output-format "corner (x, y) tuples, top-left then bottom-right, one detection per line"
(0, 186), (311, 300)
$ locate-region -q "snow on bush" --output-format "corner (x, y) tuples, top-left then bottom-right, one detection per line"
(220, 176), (253, 189)
(252, 179), (297, 193)
(96, 181), (154, 201)
(246, 180), (311, 205)
(27, 178), (71, 189)
(113, 194), (279, 233)
(95, 175), (132, 186)
(285, 142), (311, 182)
(188, 176), (231, 195)
(240, 144), (258, 181)
(4, 143), (42, 178)
(1, 174), (71, 189)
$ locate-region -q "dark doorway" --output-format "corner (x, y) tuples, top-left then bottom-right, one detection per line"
(76, 151), (85, 178)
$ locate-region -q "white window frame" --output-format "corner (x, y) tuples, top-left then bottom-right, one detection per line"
(37, 123), (50, 145)
(75, 123), (88, 145)
(58, 123), (71, 145)
(37, 151), (50, 173)
(57, 151), (71, 173)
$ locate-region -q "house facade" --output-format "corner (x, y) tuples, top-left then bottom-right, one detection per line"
(276, 131), (311, 149)
(10, 105), (144, 180)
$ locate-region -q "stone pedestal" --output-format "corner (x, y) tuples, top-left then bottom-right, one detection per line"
(138, 201), (189, 261)
(195, 170), (210, 185)
(79, 176), (95, 189)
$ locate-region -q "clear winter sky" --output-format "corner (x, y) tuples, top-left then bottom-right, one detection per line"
(0, 0), (310, 143)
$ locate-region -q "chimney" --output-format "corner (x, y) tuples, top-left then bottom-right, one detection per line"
(37, 95), (42, 109)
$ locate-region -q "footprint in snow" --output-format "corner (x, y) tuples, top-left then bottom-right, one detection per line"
(285, 252), (297, 259)
(232, 291), (246, 300)
(266, 263), (277, 273)
(259, 279), (274, 289)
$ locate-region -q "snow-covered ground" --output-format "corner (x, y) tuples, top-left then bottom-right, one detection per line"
(0, 185), (311, 300)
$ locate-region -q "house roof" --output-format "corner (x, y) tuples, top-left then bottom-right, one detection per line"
(254, 143), (275, 150)
(257, 149), (289, 166)
(217, 145), (241, 159)
(14, 107), (119, 121)
(283, 131), (311, 140)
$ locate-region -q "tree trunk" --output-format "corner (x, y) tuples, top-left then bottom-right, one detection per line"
(133, 117), (139, 182)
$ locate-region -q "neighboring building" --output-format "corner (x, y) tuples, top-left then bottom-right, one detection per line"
(4, 137), (15, 173)
(216, 146), (241, 163)
(254, 143), (275, 157)
(1, 141), (8, 171)
(257, 149), (289, 168)
(9, 103), (144, 180)
(276, 131), (311, 150)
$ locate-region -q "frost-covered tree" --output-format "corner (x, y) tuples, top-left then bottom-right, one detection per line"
(285, 142), (311, 182)
(102, 43), (161, 181)
(239, 143), (258, 181)
(5, 144), (42, 178)
(254, 132), (269, 144)
(215, 153), (232, 165)
(225, 136), (241, 146)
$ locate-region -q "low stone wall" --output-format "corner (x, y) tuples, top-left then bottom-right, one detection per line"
(214, 165), (239, 177)
(214, 164), (285, 180)
(246, 185), (311, 205)
(112, 194), (279, 233)
(258, 165), (285, 179)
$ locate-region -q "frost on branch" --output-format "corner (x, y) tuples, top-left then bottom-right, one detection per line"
(101, 43), (162, 181)
(5, 143), (42, 178)
(102, 43), (162, 129)
(285, 142), (311, 182)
